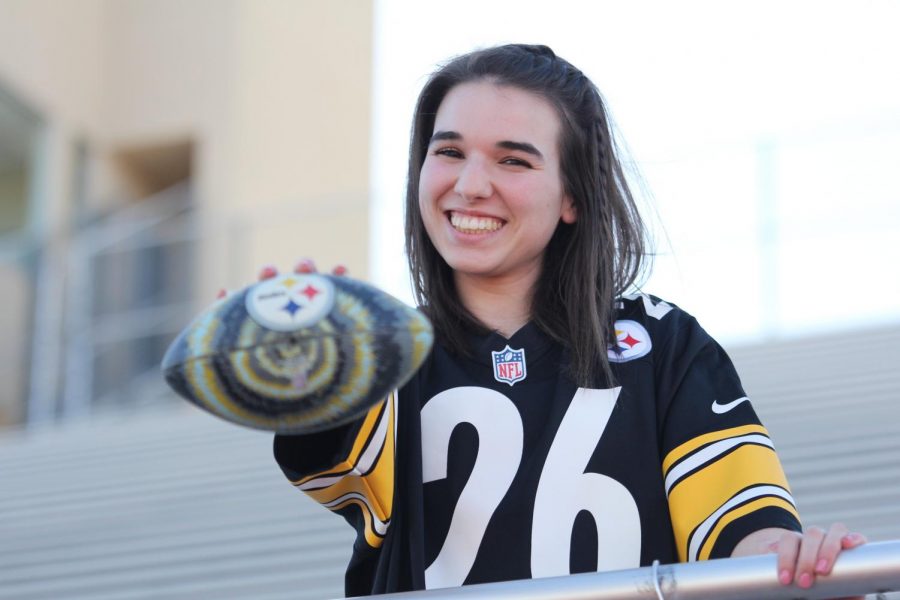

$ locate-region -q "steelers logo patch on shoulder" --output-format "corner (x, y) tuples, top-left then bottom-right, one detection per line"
(245, 273), (335, 332)
(607, 319), (652, 363)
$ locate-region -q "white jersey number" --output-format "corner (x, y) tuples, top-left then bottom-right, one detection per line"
(421, 386), (641, 589)
(422, 388), (523, 588)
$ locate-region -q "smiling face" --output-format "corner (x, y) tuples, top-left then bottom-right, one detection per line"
(418, 81), (576, 291)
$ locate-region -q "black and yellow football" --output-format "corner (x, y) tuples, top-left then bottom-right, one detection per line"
(161, 273), (433, 434)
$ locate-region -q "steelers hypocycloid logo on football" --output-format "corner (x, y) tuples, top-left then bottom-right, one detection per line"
(245, 274), (336, 332)
(607, 320), (652, 363)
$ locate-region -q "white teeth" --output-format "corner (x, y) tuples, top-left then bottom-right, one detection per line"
(449, 212), (503, 233)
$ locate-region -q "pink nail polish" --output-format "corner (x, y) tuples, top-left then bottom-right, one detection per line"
(816, 558), (828, 573)
(779, 569), (792, 585)
(798, 572), (812, 588)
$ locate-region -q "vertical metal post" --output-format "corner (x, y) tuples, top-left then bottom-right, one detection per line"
(61, 230), (94, 419)
(23, 108), (61, 426)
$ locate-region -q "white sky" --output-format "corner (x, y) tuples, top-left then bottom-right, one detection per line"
(370, 0), (900, 343)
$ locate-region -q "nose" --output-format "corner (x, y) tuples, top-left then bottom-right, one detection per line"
(453, 159), (492, 201)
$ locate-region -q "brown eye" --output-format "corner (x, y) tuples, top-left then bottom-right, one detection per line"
(435, 147), (464, 159)
(501, 157), (533, 168)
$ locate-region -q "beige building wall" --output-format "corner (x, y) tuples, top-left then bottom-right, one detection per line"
(0, 0), (374, 425)
(225, 1), (373, 287)
(0, 0), (105, 239)
(0, 0), (107, 424)
(97, 0), (374, 296)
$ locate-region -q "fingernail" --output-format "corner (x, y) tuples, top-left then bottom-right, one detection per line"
(816, 558), (828, 573)
(294, 259), (315, 273)
(333, 264), (347, 276)
(216, 288), (227, 299)
(259, 265), (278, 279)
(779, 569), (792, 585)
(798, 572), (812, 588)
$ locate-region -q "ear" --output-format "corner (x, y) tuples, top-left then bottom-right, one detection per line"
(560, 195), (577, 224)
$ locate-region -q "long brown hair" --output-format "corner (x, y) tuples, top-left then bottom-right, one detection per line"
(405, 44), (648, 387)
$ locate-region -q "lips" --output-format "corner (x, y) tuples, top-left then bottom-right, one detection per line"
(448, 210), (505, 234)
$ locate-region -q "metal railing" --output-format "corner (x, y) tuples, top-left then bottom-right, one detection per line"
(59, 182), (196, 420)
(359, 540), (900, 599)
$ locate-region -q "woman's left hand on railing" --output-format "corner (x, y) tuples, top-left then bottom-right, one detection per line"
(733, 523), (867, 599)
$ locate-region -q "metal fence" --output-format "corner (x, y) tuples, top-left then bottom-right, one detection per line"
(51, 182), (197, 422)
(362, 541), (900, 600)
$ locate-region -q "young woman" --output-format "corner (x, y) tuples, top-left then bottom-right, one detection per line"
(271, 44), (864, 596)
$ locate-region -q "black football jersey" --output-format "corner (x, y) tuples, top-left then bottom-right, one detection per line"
(273, 294), (801, 596)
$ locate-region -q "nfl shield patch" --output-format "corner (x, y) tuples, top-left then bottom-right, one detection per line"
(492, 345), (527, 386)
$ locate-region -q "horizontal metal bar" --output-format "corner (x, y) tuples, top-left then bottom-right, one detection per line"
(358, 540), (900, 599)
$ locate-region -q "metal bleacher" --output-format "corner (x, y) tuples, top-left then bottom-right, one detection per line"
(0, 405), (353, 600)
(1, 322), (899, 599)
(730, 323), (900, 542)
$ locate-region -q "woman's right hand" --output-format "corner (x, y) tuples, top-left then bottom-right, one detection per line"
(216, 259), (348, 298)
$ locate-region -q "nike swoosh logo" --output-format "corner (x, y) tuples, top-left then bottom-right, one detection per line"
(711, 396), (750, 414)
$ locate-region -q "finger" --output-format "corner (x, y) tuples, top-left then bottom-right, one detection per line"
(776, 530), (800, 585)
(294, 259), (317, 274)
(841, 532), (867, 549)
(216, 288), (227, 299)
(794, 526), (826, 589)
(258, 265), (279, 280)
(838, 529), (868, 600)
(815, 523), (849, 575)
(332, 264), (348, 276)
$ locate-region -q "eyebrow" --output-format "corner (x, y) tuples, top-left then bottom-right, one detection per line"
(429, 130), (544, 159)
(497, 140), (543, 159)
(429, 130), (461, 143)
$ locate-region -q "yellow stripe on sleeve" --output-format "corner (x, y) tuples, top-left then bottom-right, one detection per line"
(667, 443), (792, 562)
(662, 424), (768, 475)
(697, 496), (800, 561)
(293, 393), (396, 548)
(294, 395), (389, 485)
(304, 397), (395, 523)
(326, 497), (387, 547)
